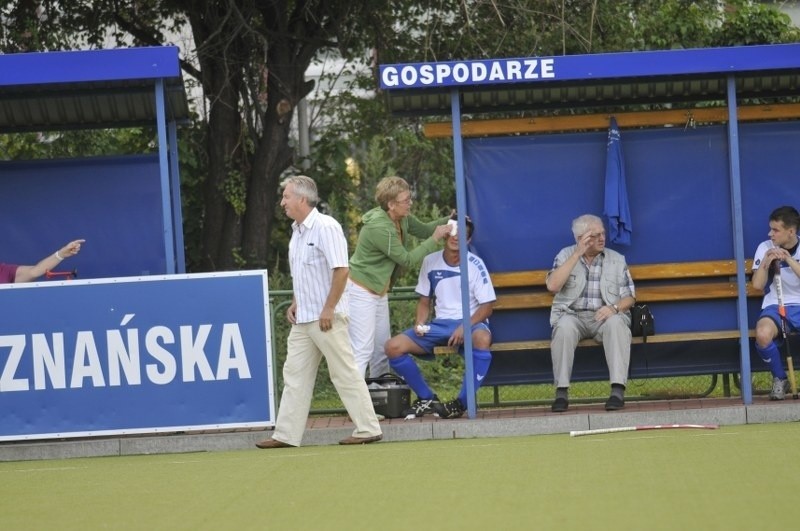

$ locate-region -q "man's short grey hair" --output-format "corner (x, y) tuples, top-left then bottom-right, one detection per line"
(281, 175), (319, 207)
(571, 214), (604, 240)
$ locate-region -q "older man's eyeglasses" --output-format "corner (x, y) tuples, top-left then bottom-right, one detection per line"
(395, 195), (413, 205)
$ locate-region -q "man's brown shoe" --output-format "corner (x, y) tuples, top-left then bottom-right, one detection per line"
(339, 434), (383, 445)
(255, 438), (294, 449)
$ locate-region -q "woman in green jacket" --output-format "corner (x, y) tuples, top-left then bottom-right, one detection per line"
(348, 176), (451, 378)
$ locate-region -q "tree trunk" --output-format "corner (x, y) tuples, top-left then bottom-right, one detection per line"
(188, 9), (248, 271)
(184, 1), (349, 271)
(241, 58), (300, 269)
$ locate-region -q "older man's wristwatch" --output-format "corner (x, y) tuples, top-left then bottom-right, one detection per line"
(612, 304), (619, 313)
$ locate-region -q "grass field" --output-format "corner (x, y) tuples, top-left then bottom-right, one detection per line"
(2, 423), (800, 530)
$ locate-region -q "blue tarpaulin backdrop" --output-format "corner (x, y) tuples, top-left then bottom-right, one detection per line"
(0, 155), (165, 279)
(460, 121), (800, 386)
(463, 121), (800, 339)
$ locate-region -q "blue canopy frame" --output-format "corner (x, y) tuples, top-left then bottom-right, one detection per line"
(379, 43), (800, 415)
(0, 46), (190, 274)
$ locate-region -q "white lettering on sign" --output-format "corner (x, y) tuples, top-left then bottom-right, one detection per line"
(435, 64), (451, 84)
(0, 314), (253, 392)
(0, 335), (27, 391)
(381, 58), (556, 88)
(419, 64), (434, 85)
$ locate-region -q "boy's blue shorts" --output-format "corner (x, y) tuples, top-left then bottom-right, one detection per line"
(759, 304), (800, 334)
(401, 318), (491, 360)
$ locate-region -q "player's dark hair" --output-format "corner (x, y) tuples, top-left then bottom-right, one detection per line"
(769, 206), (800, 230)
(450, 213), (475, 238)
(465, 218), (474, 238)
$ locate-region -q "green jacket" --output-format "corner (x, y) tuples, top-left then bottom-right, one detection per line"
(349, 207), (448, 294)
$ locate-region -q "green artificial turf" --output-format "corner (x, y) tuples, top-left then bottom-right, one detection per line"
(2, 423), (799, 530)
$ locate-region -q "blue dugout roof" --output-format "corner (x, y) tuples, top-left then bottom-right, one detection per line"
(0, 46), (190, 132)
(379, 43), (800, 115)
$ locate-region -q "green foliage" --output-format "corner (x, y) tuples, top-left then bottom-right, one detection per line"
(175, 119), (208, 272)
(221, 169), (248, 216)
(713, 0), (800, 45)
(307, 65), (455, 248)
(0, 128), (155, 160)
(627, 0), (720, 50)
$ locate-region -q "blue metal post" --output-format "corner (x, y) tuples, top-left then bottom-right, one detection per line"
(155, 78), (176, 274)
(168, 121), (186, 273)
(450, 88), (477, 418)
(726, 75), (752, 405)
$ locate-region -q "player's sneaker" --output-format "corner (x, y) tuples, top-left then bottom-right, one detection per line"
(403, 396), (443, 419)
(770, 377), (790, 400)
(439, 398), (466, 419)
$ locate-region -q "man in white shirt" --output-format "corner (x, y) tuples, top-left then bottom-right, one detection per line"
(256, 175), (382, 448)
(751, 205), (800, 400)
(384, 218), (496, 419)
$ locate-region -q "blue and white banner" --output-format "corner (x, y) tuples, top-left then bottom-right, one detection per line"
(0, 271), (274, 441)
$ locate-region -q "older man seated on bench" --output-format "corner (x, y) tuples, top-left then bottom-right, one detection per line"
(545, 214), (636, 412)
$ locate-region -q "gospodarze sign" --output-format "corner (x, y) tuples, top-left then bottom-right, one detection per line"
(0, 271), (275, 441)
(380, 57), (556, 89)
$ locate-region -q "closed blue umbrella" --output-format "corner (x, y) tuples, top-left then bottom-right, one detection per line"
(603, 117), (632, 245)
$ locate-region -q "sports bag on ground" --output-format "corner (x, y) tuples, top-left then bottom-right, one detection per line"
(365, 373), (411, 418)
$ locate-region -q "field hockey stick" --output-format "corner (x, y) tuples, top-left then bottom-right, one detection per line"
(772, 260), (799, 399)
(45, 268), (78, 280)
(570, 424), (719, 437)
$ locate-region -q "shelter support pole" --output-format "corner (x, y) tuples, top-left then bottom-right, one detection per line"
(726, 75), (753, 405)
(155, 78), (176, 274)
(168, 121), (186, 273)
(451, 88), (477, 418)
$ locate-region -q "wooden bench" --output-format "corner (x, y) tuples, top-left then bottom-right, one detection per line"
(432, 259), (762, 384)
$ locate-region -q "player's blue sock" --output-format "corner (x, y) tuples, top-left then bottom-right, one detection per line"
(457, 348), (492, 406)
(389, 354), (434, 400)
(756, 342), (787, 379)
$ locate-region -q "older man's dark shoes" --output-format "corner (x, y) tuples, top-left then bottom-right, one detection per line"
(551, 397), (569, 412)
(339, 434), (383, 445)
(604, 395), (625, 411)
(255, 438), (294, 449)
(552, 396), (625, 412)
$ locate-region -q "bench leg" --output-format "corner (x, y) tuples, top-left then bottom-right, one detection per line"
(722, 373), (731, 397)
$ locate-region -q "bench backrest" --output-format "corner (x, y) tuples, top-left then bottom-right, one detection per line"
(489, 259), (761, 311)
(479, 259), (764, 385)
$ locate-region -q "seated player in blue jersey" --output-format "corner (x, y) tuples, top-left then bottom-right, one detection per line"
(751, 205), (800, 400)
(383, 217), (496, 419)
